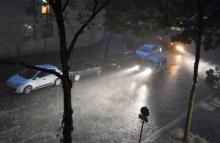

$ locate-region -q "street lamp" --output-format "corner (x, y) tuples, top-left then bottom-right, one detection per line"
(41, 1), (50, 14)
(41, 0), (50, 61)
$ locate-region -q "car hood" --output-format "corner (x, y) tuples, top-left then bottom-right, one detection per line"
(136, 50), (150, 56)
(7, 74), (29, 87)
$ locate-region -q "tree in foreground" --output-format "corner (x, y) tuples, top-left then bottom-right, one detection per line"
(179, 0), (220, 141)
(161, 0), (220, 141)
(1, 0), (110, 143)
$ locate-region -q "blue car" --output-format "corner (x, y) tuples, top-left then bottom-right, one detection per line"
(135, 54), (167, 74)
(136, 44), (162, 58)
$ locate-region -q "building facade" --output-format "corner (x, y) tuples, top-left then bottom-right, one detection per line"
(0, 0), (105, 58)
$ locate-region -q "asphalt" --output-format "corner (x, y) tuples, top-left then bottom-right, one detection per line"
(150, 91), (220, 143)
(0, 40), (220, 143)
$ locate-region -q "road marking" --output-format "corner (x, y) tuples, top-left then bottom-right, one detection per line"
(143, 112), (186, 142)
(209, 97), (220, 108)
(0, 108), (21, 117)
(198, 101), (215, 111)
(0, 126), (20, 136)
(142, 91), (219, 143)
(16, 132), (57, 143)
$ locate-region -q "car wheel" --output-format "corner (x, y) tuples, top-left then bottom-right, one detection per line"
(55, 78), (61, 86)
(74, 74), (80, 81)
(23, 86), (32, 95)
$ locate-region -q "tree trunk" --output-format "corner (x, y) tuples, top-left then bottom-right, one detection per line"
(62, 80), (73, 143)
(183, 0), (202, 141)
(55, 11), (73, 143)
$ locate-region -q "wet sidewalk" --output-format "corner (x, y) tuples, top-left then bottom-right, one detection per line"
(147, 91), (220, 143)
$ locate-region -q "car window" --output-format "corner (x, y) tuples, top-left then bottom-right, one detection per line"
(141, 48), (150, 52)
(19, 69), (38, 79)
(37, 72), (50, 78)
(152, 46), (159, 52)
(74, 63), (93, 70)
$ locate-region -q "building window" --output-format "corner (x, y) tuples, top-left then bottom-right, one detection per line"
(23, 24), (36, 40)
(25, 0), (36, 16)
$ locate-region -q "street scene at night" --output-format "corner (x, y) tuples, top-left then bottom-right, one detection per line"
(0, 0), (220, 143)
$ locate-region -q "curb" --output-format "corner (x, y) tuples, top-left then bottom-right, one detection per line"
(209, 96), (220, 108)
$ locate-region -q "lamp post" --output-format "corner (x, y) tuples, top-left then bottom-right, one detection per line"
(41, 0), (50, 61)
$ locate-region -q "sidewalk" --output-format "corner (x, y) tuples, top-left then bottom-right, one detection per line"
(149, 91), (220, 143)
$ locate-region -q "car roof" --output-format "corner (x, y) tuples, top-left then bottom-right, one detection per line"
(145, 55), (166, 62)
(36, 64), (57, 69)
(139, 44), (157, 50)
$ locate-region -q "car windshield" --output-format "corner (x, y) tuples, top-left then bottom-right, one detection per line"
(19, 69), (38, 79)
(141, 48), (150, 52)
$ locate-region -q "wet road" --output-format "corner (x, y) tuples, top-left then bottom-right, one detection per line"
(0, 47), (218, 143)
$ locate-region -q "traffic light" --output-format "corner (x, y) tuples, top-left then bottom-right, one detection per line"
(138, 106), (150, 143)
(138, 106), (149, 123)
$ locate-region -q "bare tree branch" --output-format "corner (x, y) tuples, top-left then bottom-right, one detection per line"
(49, 0), (57, 12)
(0, 59), (63, 80)
(62, 0), (69, 12)
(67, 0), (111, 58)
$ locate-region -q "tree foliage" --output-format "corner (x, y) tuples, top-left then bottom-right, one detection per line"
(169, 0), (220, 50)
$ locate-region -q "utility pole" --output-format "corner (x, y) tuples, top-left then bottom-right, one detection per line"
(44, 13), (48, 60)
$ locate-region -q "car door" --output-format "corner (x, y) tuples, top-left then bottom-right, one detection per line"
(35, 72), (53, 87)
(83, 64), (97, 76)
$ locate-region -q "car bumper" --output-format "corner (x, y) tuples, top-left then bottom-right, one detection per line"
(7, 85), (23, 93)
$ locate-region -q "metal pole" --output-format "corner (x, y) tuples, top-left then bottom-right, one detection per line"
(44, 13), (48, 61)
(138, 120), (144, 143)
(103, 32), (111, 64)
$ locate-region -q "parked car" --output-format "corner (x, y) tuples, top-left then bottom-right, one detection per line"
(136, 44), (162, 57)
(108, 50), (135, 68)
(69, 63), (102, 81)
(6, 64), (62, 95)
(111, 50), (135, 60)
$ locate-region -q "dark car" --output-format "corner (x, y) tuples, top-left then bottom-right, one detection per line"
(69, 62), (102, 81)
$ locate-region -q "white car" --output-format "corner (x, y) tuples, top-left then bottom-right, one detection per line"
(6, 64), (62, 95)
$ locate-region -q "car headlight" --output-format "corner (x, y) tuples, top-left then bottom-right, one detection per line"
(143, 68), (152, 75)
(134, 65), (140, 71)
(175, 45), (185, 53)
